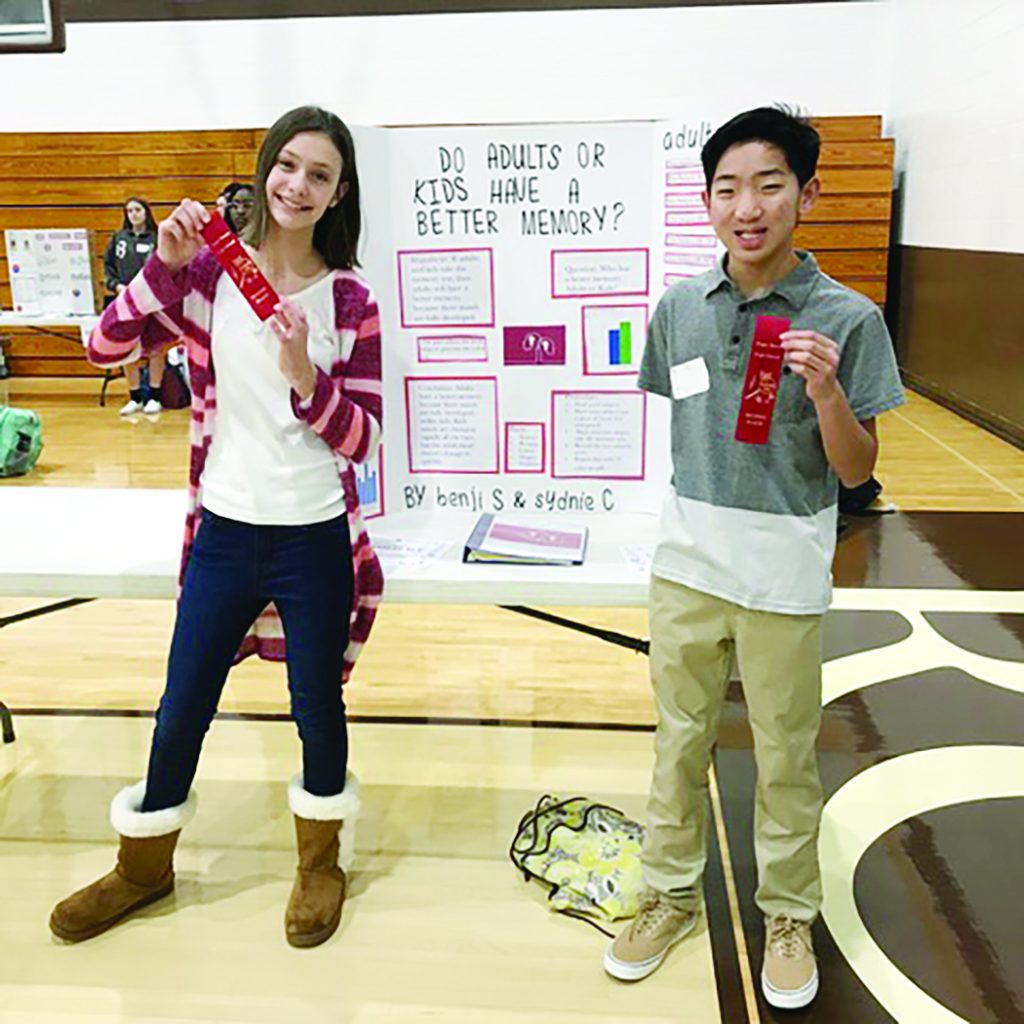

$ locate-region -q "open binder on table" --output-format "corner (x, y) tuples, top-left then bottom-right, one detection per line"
(463, 514), (589, 566)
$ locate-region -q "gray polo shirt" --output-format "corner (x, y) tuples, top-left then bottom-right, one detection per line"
(639, 251), (904, 614)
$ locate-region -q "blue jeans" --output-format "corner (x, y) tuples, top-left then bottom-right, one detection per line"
(142, 509), (353, 812)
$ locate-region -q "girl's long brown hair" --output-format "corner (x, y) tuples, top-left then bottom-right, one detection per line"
(243, 106), (361, 269)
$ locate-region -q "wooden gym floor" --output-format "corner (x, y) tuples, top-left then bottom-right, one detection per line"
(1, 377), (1022, 1023)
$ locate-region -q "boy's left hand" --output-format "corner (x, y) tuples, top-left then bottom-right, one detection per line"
(780, 330), (841, 405)
(271, 299), (316, 401)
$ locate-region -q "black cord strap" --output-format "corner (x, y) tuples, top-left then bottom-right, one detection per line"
(0, 597), (94, 629)
(500, 605), (649, 656)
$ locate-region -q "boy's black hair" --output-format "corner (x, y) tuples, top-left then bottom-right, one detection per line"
(701, 105), (820, 190)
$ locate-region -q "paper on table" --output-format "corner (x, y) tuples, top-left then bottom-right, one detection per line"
(373, 537), (452, 575)
(621, 544), (654, 575)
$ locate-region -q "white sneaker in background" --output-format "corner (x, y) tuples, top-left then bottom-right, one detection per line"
(142, 399), (162, 415)
(119, 399), (143, 416)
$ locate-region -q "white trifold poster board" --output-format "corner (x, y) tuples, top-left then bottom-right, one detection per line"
(358, 118), (725, 523)
(4, 229), (95, 315)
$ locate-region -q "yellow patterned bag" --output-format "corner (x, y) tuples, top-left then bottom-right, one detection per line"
(509, 794), (645, 936)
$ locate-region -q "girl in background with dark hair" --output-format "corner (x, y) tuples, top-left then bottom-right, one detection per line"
(52, 107), (383, 949)
(104, 197), (170, 415)
(224, 183), (255, 234)
(217, 181), (256, 233)
(215, 181), (244, 217)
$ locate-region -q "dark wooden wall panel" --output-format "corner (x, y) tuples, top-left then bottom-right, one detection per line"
(894, 245), (1024, 447)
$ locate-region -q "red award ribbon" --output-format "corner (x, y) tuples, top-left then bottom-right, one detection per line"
(199, 212), (279, 321)
(734, 314), (790, 445)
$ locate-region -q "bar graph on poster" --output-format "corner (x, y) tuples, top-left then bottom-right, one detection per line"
(353, 448), (384, 519)
(356, 117), (725, 521)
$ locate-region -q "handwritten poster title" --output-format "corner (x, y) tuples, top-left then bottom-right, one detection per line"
(412, 139), (626, 238)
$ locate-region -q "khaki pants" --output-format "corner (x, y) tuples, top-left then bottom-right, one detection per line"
(642, 575), (823, 921)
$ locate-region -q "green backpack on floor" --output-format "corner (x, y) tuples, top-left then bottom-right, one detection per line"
(0, 405), (43, 477)
(510, 794), (646, 936)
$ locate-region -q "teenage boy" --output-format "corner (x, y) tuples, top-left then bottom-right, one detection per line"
(603, 106), (904, 1010)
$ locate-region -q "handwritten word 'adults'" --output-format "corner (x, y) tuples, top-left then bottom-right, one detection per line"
(662, 122), (715, 151)
(484, 141), (607, 171)
(487, 142), (562, 171)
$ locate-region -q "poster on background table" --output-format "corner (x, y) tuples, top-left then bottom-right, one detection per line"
(3, 229), (95, 315)
(358, 120), (691, 521)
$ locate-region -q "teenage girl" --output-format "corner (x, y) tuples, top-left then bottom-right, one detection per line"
(51, 106), (383, 949)
(104, 197), (169, 414)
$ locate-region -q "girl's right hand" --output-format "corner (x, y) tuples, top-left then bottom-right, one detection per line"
(157, 199), (210, 272)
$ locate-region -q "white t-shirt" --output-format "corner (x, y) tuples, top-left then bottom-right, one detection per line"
(201, 272), (346, 525)
(653, 488), (837, 615)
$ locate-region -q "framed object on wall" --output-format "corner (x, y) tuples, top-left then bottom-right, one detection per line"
(0, 0), (64, 53)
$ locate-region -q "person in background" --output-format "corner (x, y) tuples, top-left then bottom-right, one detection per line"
(224, 183), (256, 234)
(103, 197), (172, 416)
(215, 182), (233, 217)
(216, 181), (246, 219)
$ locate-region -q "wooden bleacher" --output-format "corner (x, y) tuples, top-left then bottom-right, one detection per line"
(0, 129), (261, 377)
(0, 116), (893, 377)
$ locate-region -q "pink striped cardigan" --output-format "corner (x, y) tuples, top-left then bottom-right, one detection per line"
(88, 249), (384, 683)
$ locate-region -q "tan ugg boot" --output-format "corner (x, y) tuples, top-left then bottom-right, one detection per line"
(49, 781), (197, 943)
(285, 773), (360, 948)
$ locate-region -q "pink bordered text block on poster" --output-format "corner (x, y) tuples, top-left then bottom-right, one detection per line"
(397, 248), (496, 329)
(550, 248), (649, 300)
(416, 335), (489, 364)
(550, 389), (647, 481)
(405, 376), (500, 475)
(504, 421), (546, 474)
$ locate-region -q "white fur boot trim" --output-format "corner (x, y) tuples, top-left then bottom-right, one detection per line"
(109, 780), (198, 839)
(288, 773), (361, 871)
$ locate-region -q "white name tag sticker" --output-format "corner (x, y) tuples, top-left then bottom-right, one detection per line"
(670, 356), (710, 400)
(136, 242), (153, 253)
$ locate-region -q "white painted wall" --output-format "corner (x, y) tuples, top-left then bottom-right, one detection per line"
(886, 0), (1024, 253)
(0, 3), (889, 132)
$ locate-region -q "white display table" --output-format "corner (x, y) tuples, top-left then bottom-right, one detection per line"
(0, 487), (659, 742)
(0, 488), (658, 605)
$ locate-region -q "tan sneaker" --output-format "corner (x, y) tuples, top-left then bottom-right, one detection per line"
(762, 915), (819, 1009)
(603, 893), (698, 981)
